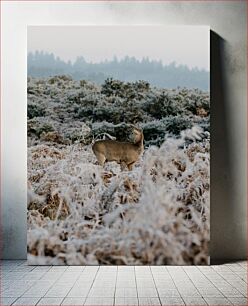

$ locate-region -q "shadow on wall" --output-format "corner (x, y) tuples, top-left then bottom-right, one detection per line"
(210, 31), (242, 264)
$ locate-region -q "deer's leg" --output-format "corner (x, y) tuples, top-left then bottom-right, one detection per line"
(127, 162), (135, 171)
(120, 161), (127, 171)
(95, 152), (106, 166)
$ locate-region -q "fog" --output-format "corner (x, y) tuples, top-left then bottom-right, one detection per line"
(28, 25), (209, 71)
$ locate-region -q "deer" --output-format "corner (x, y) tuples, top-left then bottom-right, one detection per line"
(92, 127), (144, 171)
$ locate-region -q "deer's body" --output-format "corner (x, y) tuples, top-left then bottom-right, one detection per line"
(92, 128), (144, 171)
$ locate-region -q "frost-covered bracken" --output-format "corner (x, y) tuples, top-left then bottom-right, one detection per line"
(27, 76), (210, 265)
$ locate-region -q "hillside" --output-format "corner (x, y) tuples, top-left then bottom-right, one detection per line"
(27, 76), (210, 265)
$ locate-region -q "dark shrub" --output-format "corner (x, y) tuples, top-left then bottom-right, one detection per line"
(28, 104), (46, 119)
(166, 116), (193, 135)
(143, 92), (182, 119)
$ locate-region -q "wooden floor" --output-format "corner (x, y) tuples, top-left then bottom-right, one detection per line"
(1, 260), (247, 305)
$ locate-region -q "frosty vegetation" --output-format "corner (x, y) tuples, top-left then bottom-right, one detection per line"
(27, 75), (210, 265)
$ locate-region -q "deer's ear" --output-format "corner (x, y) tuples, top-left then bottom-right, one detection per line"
(134, 127), (142, 133)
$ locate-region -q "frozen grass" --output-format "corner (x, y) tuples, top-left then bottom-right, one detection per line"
(28, 127), (209, 265)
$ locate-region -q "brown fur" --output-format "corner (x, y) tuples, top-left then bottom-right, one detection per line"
(92, 128), (144, 171)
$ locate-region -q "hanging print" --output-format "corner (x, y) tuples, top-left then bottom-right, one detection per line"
(27, 26), (210, 265)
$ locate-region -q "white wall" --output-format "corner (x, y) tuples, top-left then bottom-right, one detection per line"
(1, 1), (246, 261)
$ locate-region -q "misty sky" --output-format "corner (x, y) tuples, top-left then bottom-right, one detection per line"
(28, 26), (210, 71)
